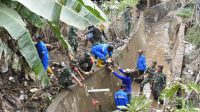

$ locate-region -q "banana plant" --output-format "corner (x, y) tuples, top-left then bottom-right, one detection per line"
(160, 81), (200, 111)
(127, 95), (152, 112)
(160, 82), (200, 100)
(16, 0), (108, 29)
(15, 0), (109, 57)
(0, 0), (108, 87)
(0, 3), (49, 87)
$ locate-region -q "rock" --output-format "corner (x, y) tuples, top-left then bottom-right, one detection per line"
(0, 61), (8, 73)
(187, 69), (194, 75)
(28, 71), (36, 81)
(30, 88), (39, 93)
(16, 110), (22, 112)
(174, 77), (181, 81)
(60, 62), (66, 67)
(32, 96), (40, 100)
(19, 91), (28, 101)
(52, 62), (60, 67)
(23, 81), (28, 87)
(25, 74), (29, 80)
(9, 76), (15, 83)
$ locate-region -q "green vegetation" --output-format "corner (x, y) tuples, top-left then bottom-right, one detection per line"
(118, 0), (139, 12)
(127, 95), (152, 112)
(0, 0), (108, 87)
(177, 7), (193, 19)
(177, 0), (194, 19)
(123, 81), (200, 112)
(186, 25), (200, 48)
(102, 0), (139, 14)
(160, 82), (200, 111)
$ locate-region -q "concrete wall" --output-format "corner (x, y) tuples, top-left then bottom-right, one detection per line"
(144, 0), (177, 23)
(171, 23), (185, 79)
(166, 12), (185, 80)
(47, 15), (146, 112)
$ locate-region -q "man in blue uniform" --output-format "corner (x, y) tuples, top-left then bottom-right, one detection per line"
(35, 34), (49, 71)
(109, 65), (133, 103)
(91, 44), (114, 66)
(114, 84), (129, 110)
(136, 49), (147, 83)
(85, 25), (103, 47)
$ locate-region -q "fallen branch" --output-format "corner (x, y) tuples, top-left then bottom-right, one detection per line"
(2, 93), (22, 108)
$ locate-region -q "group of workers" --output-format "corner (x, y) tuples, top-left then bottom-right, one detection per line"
(109, 50), (167, 111)
(34, 22), (114, 88)
(33, 5), (165, 111)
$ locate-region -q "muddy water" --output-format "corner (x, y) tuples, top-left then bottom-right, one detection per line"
(131, 20), (171, 110)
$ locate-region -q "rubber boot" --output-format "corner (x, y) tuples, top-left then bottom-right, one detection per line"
(47, 66), (54, 74)
(96, 59), (104, 67)
(47, 66), (55, 77)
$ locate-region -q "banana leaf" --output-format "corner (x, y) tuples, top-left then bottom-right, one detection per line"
(0, 3), (49, 87)
(16, 0), (108, 29)
(18, 6), (45, 28)
(15, 0), (61, 23)
(77, 0), (109, 21)
(64, 0), (103, 25)
(50, 23), (73, 53)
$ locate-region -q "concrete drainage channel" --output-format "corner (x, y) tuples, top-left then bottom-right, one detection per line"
(47, 1), (186, 112)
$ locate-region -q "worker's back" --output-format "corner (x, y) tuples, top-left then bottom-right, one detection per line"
(91, 44), (108, 57)
(114, 90), (128, 108)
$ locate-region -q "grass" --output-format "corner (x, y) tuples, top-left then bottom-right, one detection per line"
(186, 25), (200, 48)
(177, 7), (193, 19)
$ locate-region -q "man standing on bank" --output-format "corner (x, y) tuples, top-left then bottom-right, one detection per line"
(35, 34), (49, 71)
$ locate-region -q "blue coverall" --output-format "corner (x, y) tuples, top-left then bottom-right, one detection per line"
(113, 69), (132, 103)
(35, 41), (49, 71)
(91, 44), (112, 62)
(114, 90), (128, 109)
(136, 55), (147, 71)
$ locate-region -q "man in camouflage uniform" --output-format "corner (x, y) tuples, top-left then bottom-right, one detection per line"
(123, 6), (132, 37)
(57, 61), (84, 88)
(149, 65), (166, 104)
(139, 61), (157, 93)
(79, 52), (94, 72)
(68, 26), (78, 52)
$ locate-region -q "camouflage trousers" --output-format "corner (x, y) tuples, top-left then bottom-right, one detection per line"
(140, 78), (153, 92)
(151, 85), (163, 100)
(140, 78), (151, 88)
(68, 35), (78, 52)
(125, 21), (131, 37)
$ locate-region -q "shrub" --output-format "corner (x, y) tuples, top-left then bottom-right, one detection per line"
(186, 25), (200, 48)
(177, 7), (193, 19)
